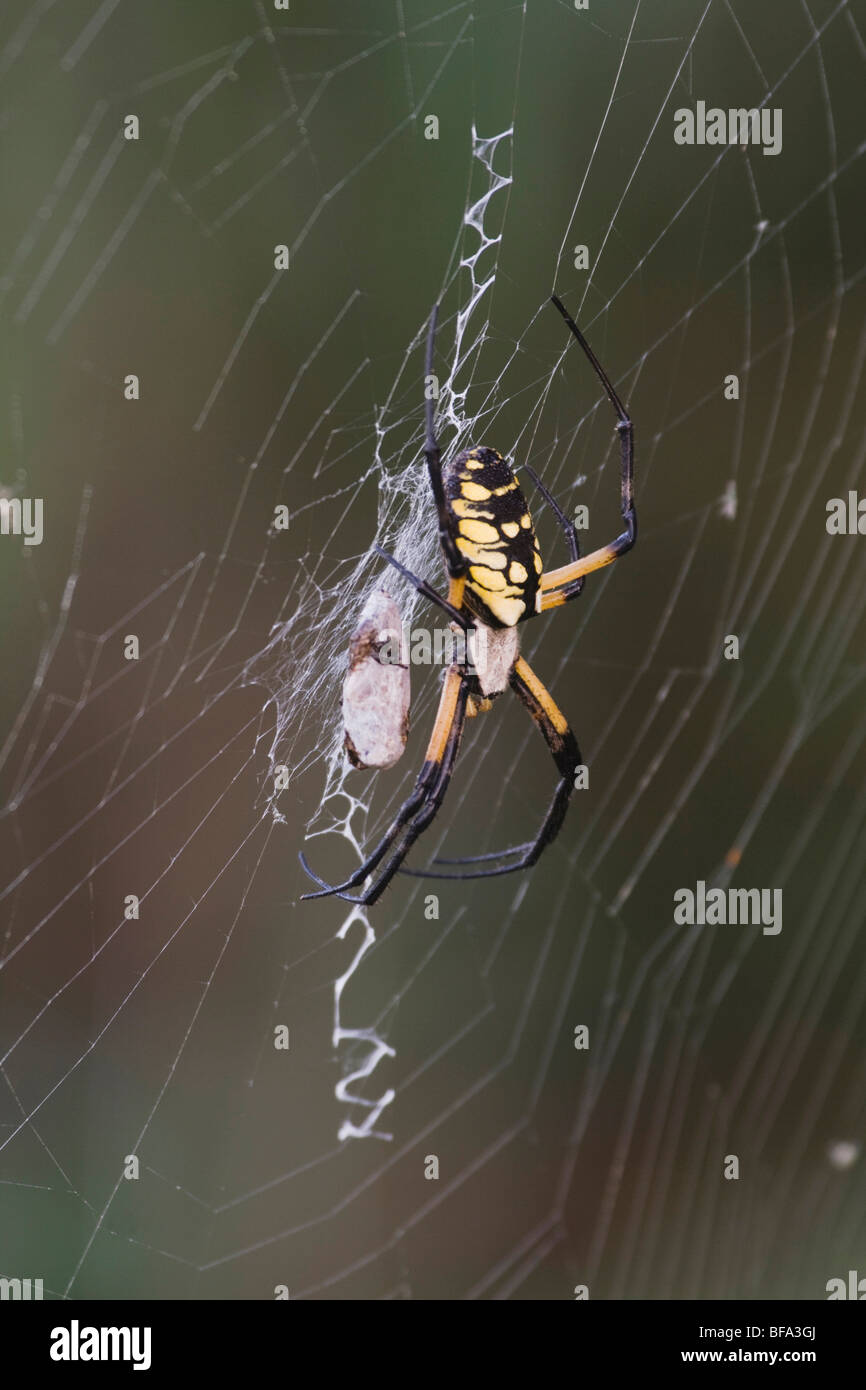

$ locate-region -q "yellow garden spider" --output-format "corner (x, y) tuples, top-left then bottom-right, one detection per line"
(301, 295), (636, 905)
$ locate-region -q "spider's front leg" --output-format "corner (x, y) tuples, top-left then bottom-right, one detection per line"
(300, 664), (469, 904)
(539, 295), (637, 610)
(372, 546), (468, 630)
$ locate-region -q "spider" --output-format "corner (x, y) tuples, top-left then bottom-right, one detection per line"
(300, 295), (636, 905)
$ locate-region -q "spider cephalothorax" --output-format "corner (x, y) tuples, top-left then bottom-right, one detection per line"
(301, 295), (637, 905)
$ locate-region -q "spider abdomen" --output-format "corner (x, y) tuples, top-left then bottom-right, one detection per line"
(443, 447), (542, 627)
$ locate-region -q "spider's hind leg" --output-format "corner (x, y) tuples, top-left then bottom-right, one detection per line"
(300, 664), (469, 904)
(400, 656), (581, 881)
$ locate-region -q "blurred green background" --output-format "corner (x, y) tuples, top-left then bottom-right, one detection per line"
(0, 0), (864, 1299)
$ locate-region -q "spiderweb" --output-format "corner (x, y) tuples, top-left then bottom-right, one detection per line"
(0, 0), (864, 1300)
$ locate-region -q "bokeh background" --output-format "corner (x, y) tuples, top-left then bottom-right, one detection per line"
(0, 0), (864, 1299)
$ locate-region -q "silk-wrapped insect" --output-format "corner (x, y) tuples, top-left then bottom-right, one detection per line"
(342, 589), (410, 771)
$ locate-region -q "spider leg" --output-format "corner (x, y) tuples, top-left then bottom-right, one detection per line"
(433, 844), (530, 864)
(523, 464), (580, 565)
(354, 691), (468, 904)
(399, 656), (580, 881)
(538, 296), (636, 610)
(374, 545), (469, 629)
(300, 665), (468, 904)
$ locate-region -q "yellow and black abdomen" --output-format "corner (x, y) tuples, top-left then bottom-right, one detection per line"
(443, 447), (542, 627)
